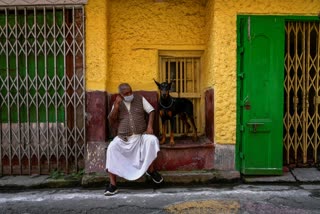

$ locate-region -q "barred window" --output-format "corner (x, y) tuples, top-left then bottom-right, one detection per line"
(159, 50), (202, 136)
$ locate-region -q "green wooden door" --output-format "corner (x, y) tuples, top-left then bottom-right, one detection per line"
(236, 16), (285, 175)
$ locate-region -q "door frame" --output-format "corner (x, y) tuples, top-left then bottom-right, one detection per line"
(236, 15), (320, 173)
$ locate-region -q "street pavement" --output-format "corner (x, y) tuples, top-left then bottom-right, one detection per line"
(0, 168), (320, 213)
(0, 183), (320, 213)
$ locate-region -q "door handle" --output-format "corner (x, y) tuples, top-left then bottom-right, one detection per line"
(246, 122), (264, 133)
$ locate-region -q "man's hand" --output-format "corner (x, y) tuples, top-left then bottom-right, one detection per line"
(145, 111), (155, 135)
(114, 95), (123, 108)
(108, 95), (123, 123)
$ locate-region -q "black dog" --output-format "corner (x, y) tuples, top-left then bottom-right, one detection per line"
(154, 80), (197, 145)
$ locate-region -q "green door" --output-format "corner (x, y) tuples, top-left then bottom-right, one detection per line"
(236, 16), (285, 175)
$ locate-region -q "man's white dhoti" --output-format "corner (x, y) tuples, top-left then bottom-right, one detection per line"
(106, 134), (160, 181)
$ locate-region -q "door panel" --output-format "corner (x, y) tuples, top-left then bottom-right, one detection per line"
(237, 16), (285, 175)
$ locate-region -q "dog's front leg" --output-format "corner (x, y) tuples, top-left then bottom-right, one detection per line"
(160, 121), (167, 145)
(169, 118), (175, 145)
(159, 110), (166, 144)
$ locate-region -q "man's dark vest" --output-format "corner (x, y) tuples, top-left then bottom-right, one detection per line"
(117, 95), (147, 138)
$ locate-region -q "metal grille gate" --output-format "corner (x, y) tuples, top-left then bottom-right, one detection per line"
(284, 21), (320, 166)
(0, 6), (86, 175)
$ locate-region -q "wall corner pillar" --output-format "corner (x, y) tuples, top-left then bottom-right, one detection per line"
(85, 91), (108, 174)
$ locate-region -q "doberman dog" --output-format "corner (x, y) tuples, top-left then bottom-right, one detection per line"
(154, 80), (197, 145)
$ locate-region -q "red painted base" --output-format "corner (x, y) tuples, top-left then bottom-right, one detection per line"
(154, 136), (214, 171)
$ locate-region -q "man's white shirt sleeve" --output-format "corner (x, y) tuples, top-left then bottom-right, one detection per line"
(142, 97), (154, 113)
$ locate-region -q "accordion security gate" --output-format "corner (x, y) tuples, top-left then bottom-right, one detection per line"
(284, 21), (320, 166)
(0, 6), (85, 175)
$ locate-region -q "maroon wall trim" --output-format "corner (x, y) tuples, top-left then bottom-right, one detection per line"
(205, 88), (214, 142)
(86, 91), (107, 141)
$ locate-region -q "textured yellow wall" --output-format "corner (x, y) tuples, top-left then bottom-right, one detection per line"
(107, 0), (206, 92)
(85, 0), (319, 144)
(206, 0), (320, 144)
(85, 0), (108, 91)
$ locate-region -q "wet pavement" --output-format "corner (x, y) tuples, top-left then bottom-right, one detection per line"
(0, 168), (320, 213)
(0, 183), (320, 213)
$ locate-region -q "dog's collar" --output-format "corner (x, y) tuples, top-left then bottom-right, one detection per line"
(159, 98), (174, 109)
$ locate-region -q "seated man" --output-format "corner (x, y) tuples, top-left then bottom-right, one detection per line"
(105, 83), (163, 196)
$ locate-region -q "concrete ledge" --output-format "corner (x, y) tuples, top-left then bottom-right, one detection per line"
(162, 170), (240, 184)
(243, 168), (320, 184)
(81, 173), (146, 188)
(2, 168), (320, 189)
(0, 170), (241, 189)
(291, 168), (320, 182)
(0, 175), (81, 189)
(242, 171), (296, 183)
(81, 170), (241, 188)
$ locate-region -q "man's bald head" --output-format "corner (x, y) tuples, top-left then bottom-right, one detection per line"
(118, 83), (132, 95)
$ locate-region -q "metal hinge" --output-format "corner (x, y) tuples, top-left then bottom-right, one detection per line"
(238, 73), (245, 79)
(238, 46), (244, 54)
(240, 152), (244, 159)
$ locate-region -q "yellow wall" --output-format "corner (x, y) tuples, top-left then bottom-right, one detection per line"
(207, 0), (319, 145)
(85, 0), (108, 91)
(107, 0), (206, 92)
(85, 0), (319, 144)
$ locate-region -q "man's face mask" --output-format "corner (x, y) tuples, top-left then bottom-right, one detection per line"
(124, 94), (134, 102)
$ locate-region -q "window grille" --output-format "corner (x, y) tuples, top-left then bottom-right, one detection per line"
(159, 51), (202, 136)
(0, 6), (85, 175)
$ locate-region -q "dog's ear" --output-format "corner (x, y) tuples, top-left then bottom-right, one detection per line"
(154, 79), (161, 88)
(168, 82), (172, 90)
